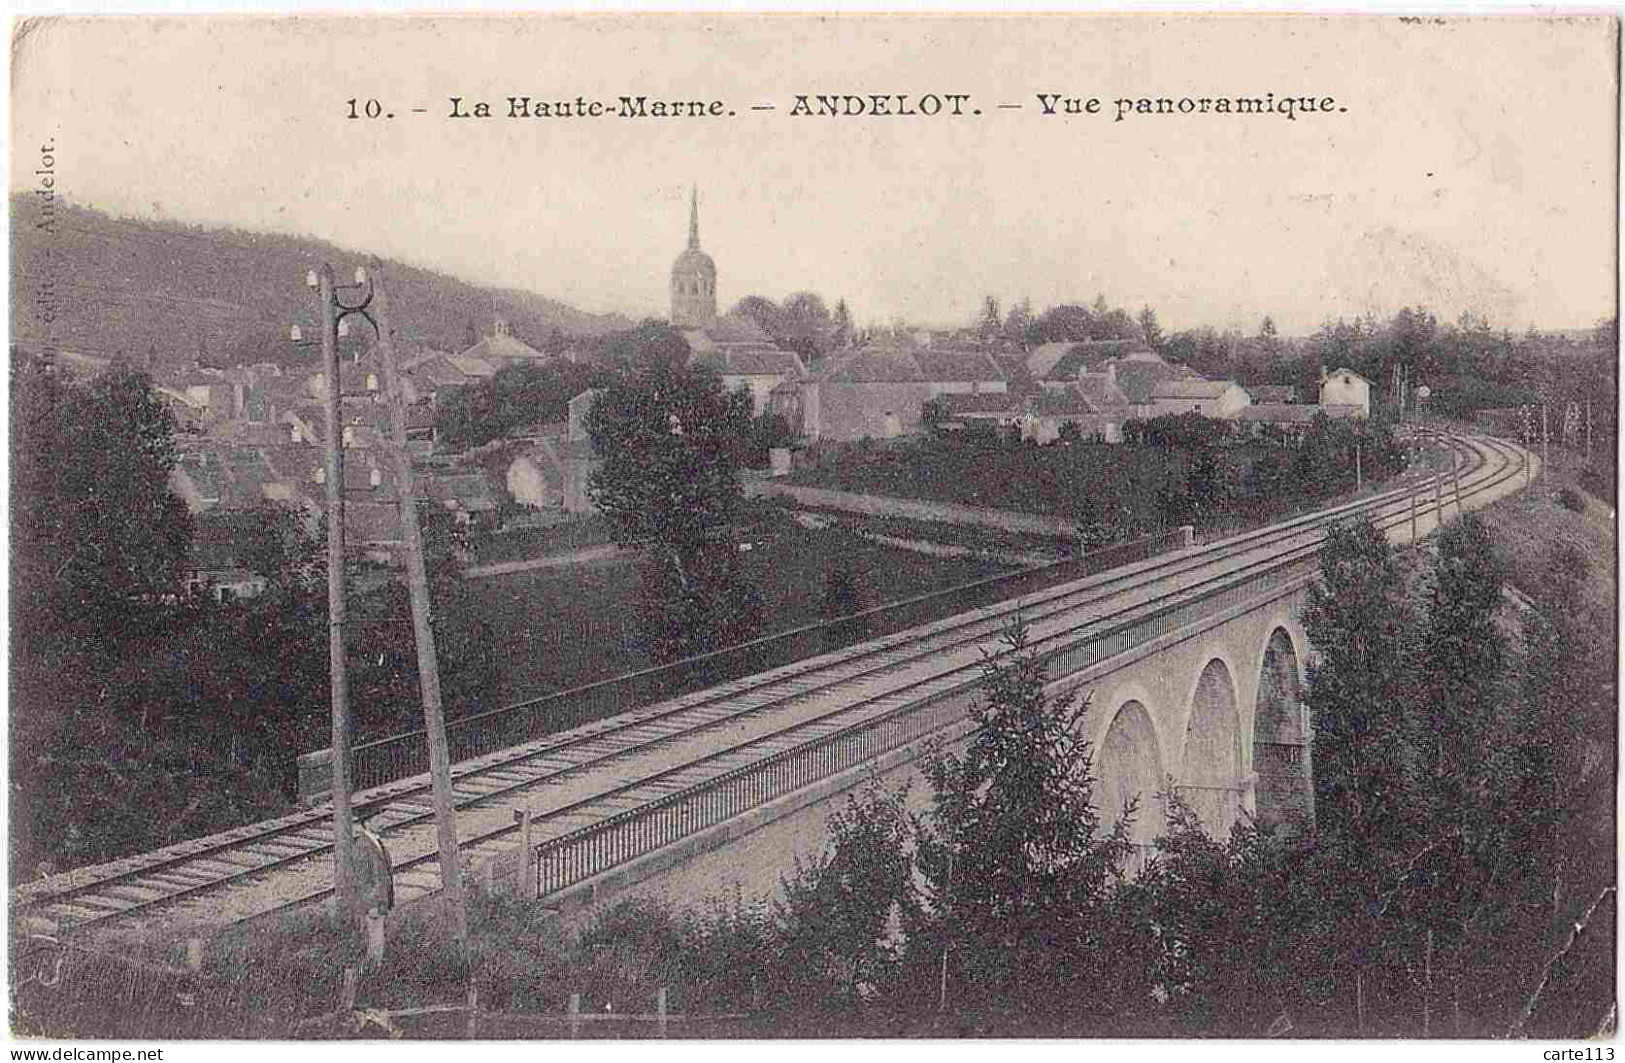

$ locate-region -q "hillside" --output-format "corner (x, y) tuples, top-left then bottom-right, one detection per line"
(9, 196), (633, 371)
(1476, 446), (1616, 621)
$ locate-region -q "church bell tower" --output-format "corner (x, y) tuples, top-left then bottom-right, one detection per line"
(669, 185), (717, 329)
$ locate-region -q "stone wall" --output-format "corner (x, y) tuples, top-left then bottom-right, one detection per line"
(747, 480), (1081, 539)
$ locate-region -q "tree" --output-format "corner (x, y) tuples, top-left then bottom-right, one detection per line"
(230, 502), (324, 589)
(434, 359), (604, 451)
(1032, 303), (1095, 344)
(1138, 796), (1303, 1036)
(1137, 306), (1163, 348)
(779, 292), (833, 362)
(977, 295), (1002, 346)
(605, 320), (692, 373)
(1590, 315), (1618, 353)
(914, 617), (1134, 1013)
(830, 298), (855, 352)
(778, 780), (921, 1007)
(631, 545), (764, 665)
(1297, 518), (1431, 1028)
(747, 411), (795, 467)
(731, 295), (784, 341)
(11, 359), (192, 642)
(1399, 518), (1614, 1037)
(587, 360), (752, 560)
(1002, 297), (1035, 348)
(1095, 307), (1140, 342)
(585, 360), (763, 663)
(1505, 546), (1617, 1036)
(1418, 515), (1506, 789)
(1302, 518), (1420, 856)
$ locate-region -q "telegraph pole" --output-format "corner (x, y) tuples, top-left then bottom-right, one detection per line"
(1453, 447), (1464, 517)
(316, 265), (359, 928)
(1524, 404), (1535, 487)
(369, 259), (470, 959)
(1586, 399), (1593, 465)
(1542, 403), (1550, 479)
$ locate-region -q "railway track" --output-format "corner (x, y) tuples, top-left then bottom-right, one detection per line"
(12, 431), (1529, 937)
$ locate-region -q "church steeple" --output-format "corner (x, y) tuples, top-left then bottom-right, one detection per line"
(670, 183), (717, 329)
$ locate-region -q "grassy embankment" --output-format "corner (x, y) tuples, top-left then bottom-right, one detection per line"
(1471, 442), (1615, 617)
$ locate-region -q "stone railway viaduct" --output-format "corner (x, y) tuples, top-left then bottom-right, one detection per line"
(490, 552), (1317, 922)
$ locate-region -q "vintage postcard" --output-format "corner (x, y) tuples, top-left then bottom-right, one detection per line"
(8, 12), (1618, 1053)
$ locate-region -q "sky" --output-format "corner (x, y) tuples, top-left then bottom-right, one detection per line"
(8, 14), (1619, 336)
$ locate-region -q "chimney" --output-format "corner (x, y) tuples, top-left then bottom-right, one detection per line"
(1319, 365), (1328, 385)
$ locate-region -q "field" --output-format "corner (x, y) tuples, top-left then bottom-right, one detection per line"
(793, 436), (1188, 532)
(467, 514), (619, 566)
(457, 503), (1010, 708)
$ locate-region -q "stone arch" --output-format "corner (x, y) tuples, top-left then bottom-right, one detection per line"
(1095, 700), (1163, 862)
(1251, 626), (1313, 834)
(1178, 657), (1244, 837)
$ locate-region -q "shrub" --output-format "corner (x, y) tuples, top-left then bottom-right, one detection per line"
(1578, 464), (1615, 505)
(1557, 486), (1586, 513)
(777, 780), (919, 1010)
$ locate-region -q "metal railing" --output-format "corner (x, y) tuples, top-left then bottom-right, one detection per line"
(530, 541), (1322, 901)
(329, 525), (1194, 795)
(536, 657), (977, 897)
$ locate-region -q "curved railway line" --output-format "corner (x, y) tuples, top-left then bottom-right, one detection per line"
(12, 431), (1531, 938)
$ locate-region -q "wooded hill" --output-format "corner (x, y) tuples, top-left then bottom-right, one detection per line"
(9, 195), (632, 371)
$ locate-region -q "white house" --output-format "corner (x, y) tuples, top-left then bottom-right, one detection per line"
(1319, 367), (1372, 419)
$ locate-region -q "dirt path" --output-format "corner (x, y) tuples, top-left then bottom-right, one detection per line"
(465, 543), (627, 578)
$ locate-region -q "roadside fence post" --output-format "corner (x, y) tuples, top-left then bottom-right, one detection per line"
(366, 910), (385, 967)
(657, 986), (668, 1038)
(519, 807), (534, 899)
(340, 966), (358, 1011)
(568, 992), (581, 1038)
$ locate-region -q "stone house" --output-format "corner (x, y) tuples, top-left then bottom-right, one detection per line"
(1147, 379), (1253, 420)
(692, 345), (808, 417)
(792, 345), (1008, 442)
(505, 389), (602, 515)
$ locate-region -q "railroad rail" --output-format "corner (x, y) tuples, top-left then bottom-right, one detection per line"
(12, 432), (1528, 938)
